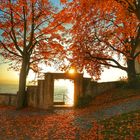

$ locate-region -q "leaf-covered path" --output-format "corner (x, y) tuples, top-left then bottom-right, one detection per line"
(0, 95), (140, 139)
(0, 106), (102, 140)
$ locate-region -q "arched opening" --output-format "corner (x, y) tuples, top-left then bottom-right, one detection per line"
(53, 79), (74, 106)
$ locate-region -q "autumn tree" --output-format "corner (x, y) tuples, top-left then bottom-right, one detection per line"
(0, 0), (65, 109)
(61, 0), (140, 83)
(115, 0), (140, 20)
(77, 0), (140, 20)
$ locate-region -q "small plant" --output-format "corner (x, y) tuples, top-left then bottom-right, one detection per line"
(76, 95), (92, 108)
(116, 76), (128, 88)
(126, 75), (140, 89)
(117, 75), (140, 89)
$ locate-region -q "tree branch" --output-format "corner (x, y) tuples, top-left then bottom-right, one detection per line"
(0, 41), (22, 57)
(85, 52), (127, 71)
(134, 50), (140, 59)
(34, 16), (53, 31)
(9, 2), (23, 55)
(30, 58), (44, 64)
(23, 5), (27, 49)
(27, 2), (35, 50)
(94, 33), (126, 56)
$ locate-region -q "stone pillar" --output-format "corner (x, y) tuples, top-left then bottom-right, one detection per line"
(27, 86), (38, 108)
(73, 73), (83, 106)
(38, 80), (45, 108)
(44, 73), (54, 108)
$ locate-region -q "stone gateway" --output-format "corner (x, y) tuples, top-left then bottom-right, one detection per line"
(27, 73), (83, 109)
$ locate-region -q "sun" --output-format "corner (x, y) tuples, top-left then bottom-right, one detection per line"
(68, 68), (75, 74)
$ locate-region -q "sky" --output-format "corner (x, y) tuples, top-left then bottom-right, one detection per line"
(0, 60), (59, 84)
(0, 63), (19, 84)
(0, 60), (127, 85)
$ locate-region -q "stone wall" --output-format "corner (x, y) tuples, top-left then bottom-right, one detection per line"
(27, 79), (52, 109)
(27, 86), (38, 108)
(0, 74), (118, 108)
(27, 77), (118, 109)
(83, 78), (118, 98)
(0, 94), (16, 106)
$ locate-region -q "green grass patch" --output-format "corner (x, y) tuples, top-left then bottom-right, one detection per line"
(99, 110), (140, 139)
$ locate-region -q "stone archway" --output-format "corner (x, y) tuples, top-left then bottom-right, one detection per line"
(27, 72), (83, 109)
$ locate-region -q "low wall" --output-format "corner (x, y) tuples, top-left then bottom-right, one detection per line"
(27, 80), (52, 109)
(27, 86), (38, 108)
(0, 78), (119, 108)
(0, 94), (17, 106)
(83, 78), (118, 98)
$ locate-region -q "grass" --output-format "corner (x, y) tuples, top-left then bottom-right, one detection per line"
(91, 87), (140, 139)
(92, 88), (140, 107)
(110, 88), (140, 101)
(99, 110), (140, 139)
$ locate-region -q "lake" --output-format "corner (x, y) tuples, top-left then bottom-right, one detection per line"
(0, 84), (18, 94)
(0, 84), (71, 103)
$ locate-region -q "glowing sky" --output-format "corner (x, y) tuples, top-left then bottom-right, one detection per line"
(0, 63), (19, 84)
(0, 60), (127, 85)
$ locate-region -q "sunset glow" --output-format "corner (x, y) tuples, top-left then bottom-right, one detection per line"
(66, 80), (74, 105)
(68, 68), (75, 74)
(0, 63), (127, 85)
(54, 79), (74, 105)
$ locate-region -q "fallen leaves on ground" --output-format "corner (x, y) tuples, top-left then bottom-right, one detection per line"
(0, 102), (140, 139)
(0, 106), (103, 140)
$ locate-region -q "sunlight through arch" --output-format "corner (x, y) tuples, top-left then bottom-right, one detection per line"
(54, 79), (74, 106)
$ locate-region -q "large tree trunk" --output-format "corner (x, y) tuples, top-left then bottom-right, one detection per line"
(16, 55), (30, 109)
(127, 59), (137, 84)
(136, 1), (140, 21)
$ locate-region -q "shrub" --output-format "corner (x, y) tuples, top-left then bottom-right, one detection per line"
(116, 77), (128, 88)
(117, 75), (140, 89)
(116, 81), (128, 88)
(76, 95), (92, 108)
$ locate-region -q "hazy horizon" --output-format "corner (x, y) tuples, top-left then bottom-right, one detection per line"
(0, 62), (127, 85)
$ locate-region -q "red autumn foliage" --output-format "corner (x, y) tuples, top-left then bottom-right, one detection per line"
(0, 0), (66, 109)
(58, 0), (140, 82)
(75, 0), (140, 20)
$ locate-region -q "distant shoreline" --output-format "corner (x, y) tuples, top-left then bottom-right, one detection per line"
(0, 83), (18, 85)
(0, 93), (17, 95)
(0, 84), (18, 94)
